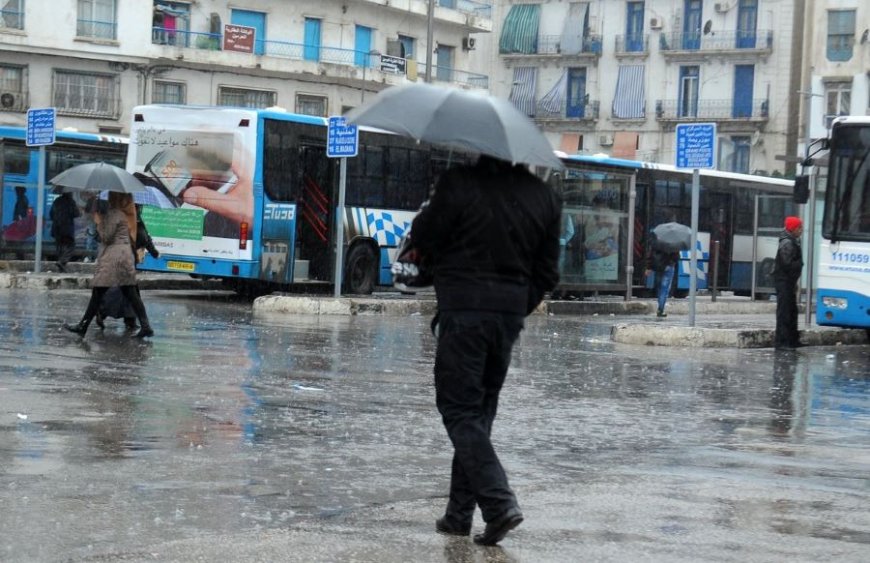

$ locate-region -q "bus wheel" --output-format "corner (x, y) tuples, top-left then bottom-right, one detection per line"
(344, 244), (377, 295)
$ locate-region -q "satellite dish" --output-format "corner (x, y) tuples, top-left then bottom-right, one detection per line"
(703, 20), (713, 35)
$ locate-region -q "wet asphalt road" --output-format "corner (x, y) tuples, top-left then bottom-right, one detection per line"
(1, 289), (869, 562)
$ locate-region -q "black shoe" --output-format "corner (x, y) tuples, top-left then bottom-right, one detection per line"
(473, 507), (523, 546)
(436, 515), (471, 537)
(656, 310), (667, 318)
(124, 318), (138, 330)
(95, 313), (105, 330)
(64, 322), (87, 336)
(134, 327), (154, 338)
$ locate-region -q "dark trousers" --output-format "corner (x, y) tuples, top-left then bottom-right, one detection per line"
(434, 310), (524, 524)
(81, 286), (149, 329)
(56, 235), (75, 266)
(774, 277), (799, 347)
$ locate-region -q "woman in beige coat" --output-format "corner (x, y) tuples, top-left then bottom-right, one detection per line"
(64, 192), (153, 338)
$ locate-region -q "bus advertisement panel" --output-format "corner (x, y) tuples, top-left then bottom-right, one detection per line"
(129, 107), (257, 266)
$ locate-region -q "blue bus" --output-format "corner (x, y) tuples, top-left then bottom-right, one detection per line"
(816, 116), (870, 329)
(128, 105), (463, 295)
(552, 154), (795, 297)
(0, 126), (128, 258)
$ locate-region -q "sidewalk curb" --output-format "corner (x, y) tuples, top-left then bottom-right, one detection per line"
(611, 323), (868, 348)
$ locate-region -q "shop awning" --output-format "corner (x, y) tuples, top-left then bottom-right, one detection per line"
(499, 4), (541, 54)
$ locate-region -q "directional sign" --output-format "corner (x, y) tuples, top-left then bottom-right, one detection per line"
(327, 116), (358, 158)
(26, 107), (56, 147)
(675, 122), (716, 169)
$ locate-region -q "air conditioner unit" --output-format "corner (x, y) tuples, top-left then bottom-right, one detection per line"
(0, 91), (22, 110)
(599, 134), (614, 146)
(462, 37), (476, 51)
(714, 2), (727, 13)
(649, 17), (662, 30)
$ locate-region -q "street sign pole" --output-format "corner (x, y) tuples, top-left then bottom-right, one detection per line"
(689, 168), (700, 327)
(675, 122), (716, 328)
(326, 116), (358, 297)
(334, 157), (347, 298)
(26, 107), (56, 274)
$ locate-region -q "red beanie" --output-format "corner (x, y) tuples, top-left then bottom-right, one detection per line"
(785, 216), (802, 231)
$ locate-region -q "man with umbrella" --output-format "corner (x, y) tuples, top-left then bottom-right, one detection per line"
(646, 220), (690, 318)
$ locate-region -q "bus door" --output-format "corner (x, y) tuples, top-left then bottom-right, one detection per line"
(297, 145), (334, 282)
(751, 194), (797, 299)
(706, 192), (732, 290)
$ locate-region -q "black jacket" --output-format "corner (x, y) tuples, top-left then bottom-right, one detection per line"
(49, 193), (80, 239)
(411, 156), (562, 316)
(773, 230), (803, 283)
(647, 247), (679, 273)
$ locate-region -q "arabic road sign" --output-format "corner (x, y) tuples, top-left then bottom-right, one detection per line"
(675, 123), (716, 169)
(327, 116), (358, 158)
(26, 107), (56, 147)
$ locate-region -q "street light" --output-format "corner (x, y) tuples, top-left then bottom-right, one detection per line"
(361, 49), (382, 103)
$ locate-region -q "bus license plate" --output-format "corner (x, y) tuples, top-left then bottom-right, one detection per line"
(167, 260), (195, 272)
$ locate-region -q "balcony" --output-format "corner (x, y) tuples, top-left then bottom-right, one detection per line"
(501, 34), (602, 64)
(614, 34), (649, 57)
(351, 0), (492, 33)
(441, 0), (492, 19)
(532, 100), (600, 123)
(655, 98), (770, 123)
(659, 30), (773, 59)
(152, 27), (221, 50)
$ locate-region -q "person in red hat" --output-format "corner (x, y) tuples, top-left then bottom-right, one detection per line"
(773, 216), (804, 349)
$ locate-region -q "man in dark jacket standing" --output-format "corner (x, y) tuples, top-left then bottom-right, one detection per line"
(50, 191), (81, 272)
(773, 216), (804, 349)
(411, 155), (562, 546)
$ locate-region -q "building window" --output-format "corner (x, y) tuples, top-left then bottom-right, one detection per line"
(152, 1), (191, 46)
(153, 80), (186, 104)
(0, 64), (26, 111)
(824, 82), (851, 128)
(731, 136), (751, 173)
(77, 0), (117, 40)
(1, 0), (25, 29)
(295, 94), (327, 117)
(397, 34), (415, 59)
(217, 86), (276, 109)
(826, 10), (855, 62)
(52, 70), (118, 117)
(678, 66), (699, 118)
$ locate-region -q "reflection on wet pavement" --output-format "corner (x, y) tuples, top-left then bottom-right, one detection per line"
(0, 290), (868, 561)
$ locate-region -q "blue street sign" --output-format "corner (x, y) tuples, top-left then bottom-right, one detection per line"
(675, 123), (716, 169)
(26, 107), (56, 147)
(327, 116), (358, 158)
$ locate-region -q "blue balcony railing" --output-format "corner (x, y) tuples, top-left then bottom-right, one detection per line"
(0, 8), (24, 29)
(534, 100), (600, 120)
(659, 29), (773, 51)
(655, 98), (770, 120)
(152, 27), (221, 50)
(76, 18), (116, 40)
(535, 34), (603, 55)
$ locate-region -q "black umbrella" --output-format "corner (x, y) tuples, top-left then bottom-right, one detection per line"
(652, 222), (692, 252)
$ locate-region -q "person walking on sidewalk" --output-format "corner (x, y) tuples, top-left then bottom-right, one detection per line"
(645, 238), (679, 318)
(50, 191), (80, 272)
(64, 192), (153, 339)
(773, 216), (804, 350)
(411, 155), (561, 546)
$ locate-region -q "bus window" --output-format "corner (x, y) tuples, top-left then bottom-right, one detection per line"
(2, 144), (30, 175)
(263, 120), (301, 202)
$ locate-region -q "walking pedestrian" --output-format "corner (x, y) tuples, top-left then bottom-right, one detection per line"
(773, 216), (804, 350)
(64, 192), (153, 338)
(645, 235), (679, 318)
(50, 190), (80, 272)
(411, 155), (561, 546)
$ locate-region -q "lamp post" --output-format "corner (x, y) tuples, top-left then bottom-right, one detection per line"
(361, 50), (381, 103)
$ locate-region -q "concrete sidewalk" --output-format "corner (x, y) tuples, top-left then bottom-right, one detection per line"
(3, 259), (866, 348)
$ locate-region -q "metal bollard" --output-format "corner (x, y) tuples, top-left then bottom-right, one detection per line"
(711, 240), (720, 302)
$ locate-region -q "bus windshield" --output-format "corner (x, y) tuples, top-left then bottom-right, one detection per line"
(823, 122), (870, 242)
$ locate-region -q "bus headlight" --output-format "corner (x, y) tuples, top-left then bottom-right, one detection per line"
(821, 296), (848, 309)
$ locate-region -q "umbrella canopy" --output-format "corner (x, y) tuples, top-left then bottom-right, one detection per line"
(652, 222), (692, 252)
(50, 162), (145, 194)
(344, 83), (564, 170)
(99, 185), (175, 208)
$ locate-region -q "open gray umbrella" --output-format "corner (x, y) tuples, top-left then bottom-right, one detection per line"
(344, 83), (564, 170)
(652, 222), (692, 252)
(50, 162), (145, 194)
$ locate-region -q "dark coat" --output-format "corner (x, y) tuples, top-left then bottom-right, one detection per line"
(92, 209), (137, 287)
(49, 193), (80, 239)
(774, 230), (803, 284)
(411, 156), (562, 316)
(647, 247), (679, 273)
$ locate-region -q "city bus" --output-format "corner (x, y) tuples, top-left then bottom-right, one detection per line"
(552, 154), (796, 297)
(129, 105), (465, 295)
(816, 116), (870, 329)
(0, 126), (128, 258)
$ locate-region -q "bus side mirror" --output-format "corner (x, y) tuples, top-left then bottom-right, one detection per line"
(793, 175), (810, 204)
